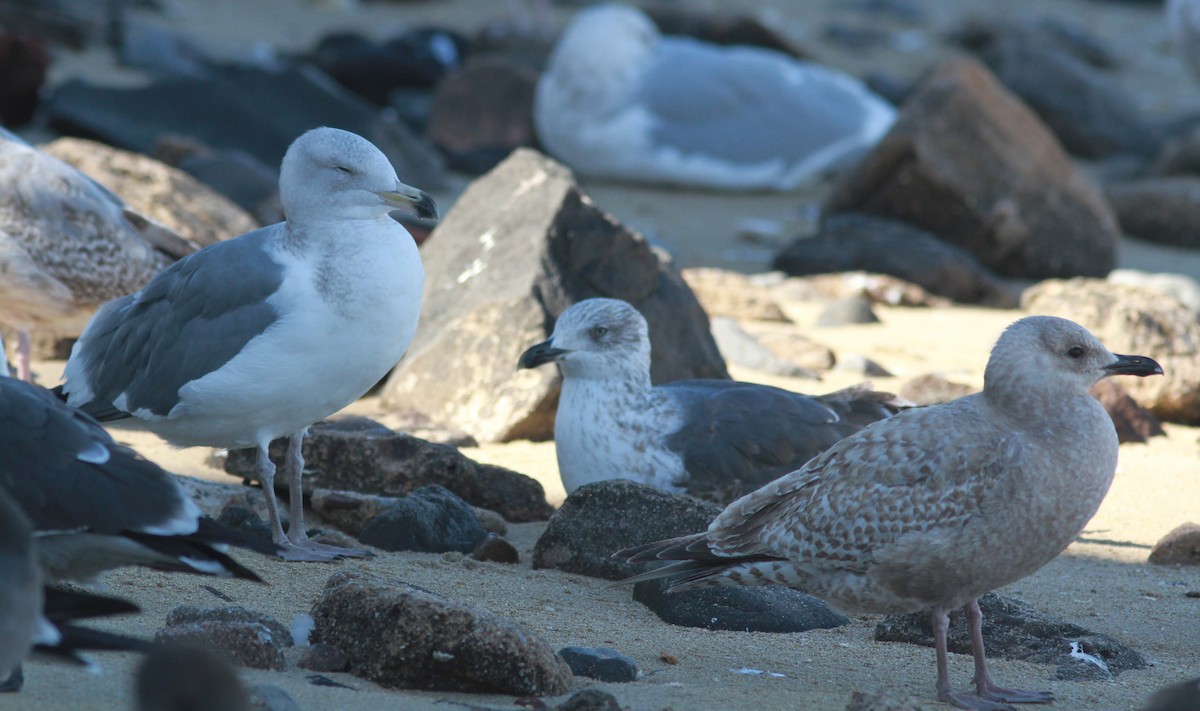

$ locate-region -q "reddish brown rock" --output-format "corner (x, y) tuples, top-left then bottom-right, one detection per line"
(899, 374), (977, 406)
(311, 570), (572, 694)
(1022, 279), (1200, 423)
(825, 58), (1118, 280)
(1149, 523), (1200, 566)
(427, 56), (539, 174)
(1090, 379), (1165, 444)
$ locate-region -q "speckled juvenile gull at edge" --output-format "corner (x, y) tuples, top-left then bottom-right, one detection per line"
(618, 316), (1163, 710)
(0, 127), (193, 381)
(518, 298), (907, 501)
(61, 126), (437, 561)
(534, 3), (896, 191)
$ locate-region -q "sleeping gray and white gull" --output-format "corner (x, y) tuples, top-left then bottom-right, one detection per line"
(534, 3), (896, 191)
(618, 316), (1163, 710)
(61, 126), (436, 561)
(518, 298), (907, 502)
(0, 127), (193, 381)
(0, 375), (272, 581)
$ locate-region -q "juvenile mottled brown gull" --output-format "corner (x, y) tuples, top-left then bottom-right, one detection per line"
(0, 127), (192, 381)
(61, 126), (436, 561)
(534, 3), (895, 191)
(618, 316), (1162, 710)
(518, 298), (906, 501)
(1, 376), (272, 582)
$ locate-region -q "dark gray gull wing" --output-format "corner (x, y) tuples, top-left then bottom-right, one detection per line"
(642, 38), (892, 166)
(0, 486), (42, 681)
(0, 378), (273, 580)
(661, 380), (903, 501)
(66, 224), (285, 420)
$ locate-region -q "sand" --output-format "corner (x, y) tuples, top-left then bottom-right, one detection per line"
(12, 0), (1200, 708)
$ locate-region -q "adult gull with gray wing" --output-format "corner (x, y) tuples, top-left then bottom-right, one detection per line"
(61, 127), (436, 561)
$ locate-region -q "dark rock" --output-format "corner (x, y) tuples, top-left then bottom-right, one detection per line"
(155, 621), (286, 671)
(1022, 279), (1200, 423)
(296, 643), (348, 673)
(1149, 523), (1200, 565)
(824, 58), (1119, 280)
(43, 137), (257, 248)
(1105, 177), (1200, 248)
(307, 29), (466, 105)
(165, 606), (291, 647)
(118, 17), (216, 79)
(387, 410), (479, 447)
(898, 374), (976, 406)
(1141, 677), (1200, 711)
(842, 0), (926, 23)
(817, 296), (880, 326)
(558, 646), (638, 682)
(427, 56), (539, 174)
(46, 65), (447, 191)
(357, 485), (486, 554)
(710, 317), (820, 379)
(823, 23), (891, 52)
(634, 579), (848, 633)
(224, 417), (553, 522)
(247, 684), (302, 711)
(382, 148), (727, 442)
(875, 593), (1145, 680)
(0, 29), (49, 126)
(953, 17), (1118, 71)
(776, 213), (1015, 306)
(1090, 379), (1166, 444)
(156, 137), (285, 226)
(1153, 124), (1200, 177)
(311, 569), (573, 694)
(533, 480), (720, 581)
(644, 6), (811, 58)
(309, 489), (394, 536)
(471, 532), (520, 564)
(556, 688), (623, 711)
(215, 504), (274, 545)
(968, 23), (1159, 158)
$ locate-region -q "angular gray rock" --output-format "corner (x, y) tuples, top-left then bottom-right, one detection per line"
(1104, 177), (1200, 248)
(874, 592), (1145, 681)
(824, 58), (1119, 280)
(817, 296), (880, 326)
(1022, 279), (1200, 423)
(224, 417), (553, 522)
(381, 148), (727, 442)
(311, 569), (573, 695)
(709, 317), (820, 379)
(558, 646), (638, 682)
(774, 213), (1015, 306)
(42, 137), (257, 248)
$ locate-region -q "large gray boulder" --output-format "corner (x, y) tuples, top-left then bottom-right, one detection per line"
(383, 148), (727, 442)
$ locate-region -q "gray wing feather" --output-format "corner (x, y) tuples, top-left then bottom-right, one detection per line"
(70, 224), (286, 417)
(642, 38), (885, 165)
(662, 379), (890, 500)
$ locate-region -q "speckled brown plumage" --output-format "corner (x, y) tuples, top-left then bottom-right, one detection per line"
(620, 316), (1163, 710)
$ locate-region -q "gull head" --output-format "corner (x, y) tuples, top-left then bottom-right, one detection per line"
(278, 127), (437, 224)
(984, 316), (1162, 399)
(518, 298), (651, 382)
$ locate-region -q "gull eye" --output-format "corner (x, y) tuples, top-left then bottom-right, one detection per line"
(333, 165), (353, 174)
(590, 325), (608, 339)
(1067, 346), (1085, 359)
